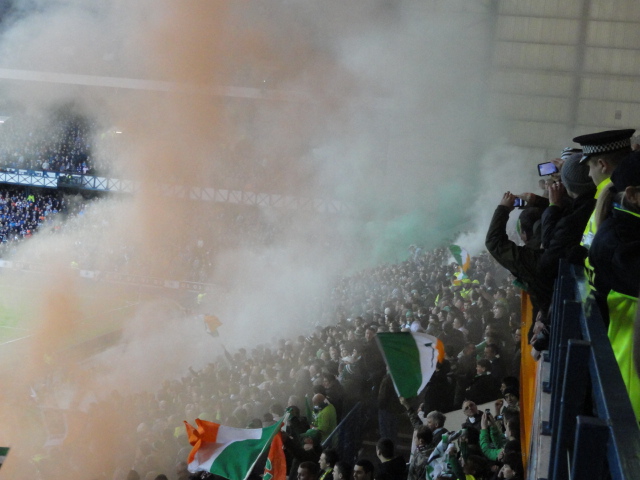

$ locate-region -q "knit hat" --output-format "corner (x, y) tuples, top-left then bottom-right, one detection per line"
(560, 147), (582, 161)
(561, 153), (596, 196)
(503, 387), (519, 399)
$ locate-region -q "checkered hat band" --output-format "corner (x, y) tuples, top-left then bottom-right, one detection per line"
(561, 147), (582, 160)
(582, 139), (630, 155)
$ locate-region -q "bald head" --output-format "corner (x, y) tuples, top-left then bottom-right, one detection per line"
(312, 393), (326, 407)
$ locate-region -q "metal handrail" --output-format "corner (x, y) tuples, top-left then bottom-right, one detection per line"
(322, 402), (363, 463)
(321, 401), (361, 447)
(542, 261), (640, 480)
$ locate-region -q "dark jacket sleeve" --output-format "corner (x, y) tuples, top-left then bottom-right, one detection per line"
(538, 195), (596, 278)
(485, 206), (520, 274)
(485, 206), (551, 310)
(590, 212), (640, 298)
(541, 205), (564, 249)
(405, 407), (424, 431)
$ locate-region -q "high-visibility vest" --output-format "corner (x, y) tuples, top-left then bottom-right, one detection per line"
(581, 178), (611, 249)
(582, 178), (612, 288)
(607, 291), (640, 420)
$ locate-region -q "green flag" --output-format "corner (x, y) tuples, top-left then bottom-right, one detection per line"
(376, 332), (443, 398)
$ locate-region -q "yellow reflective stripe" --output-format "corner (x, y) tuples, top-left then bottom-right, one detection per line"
(613, 206), (640, 219)
(595, 178), (611, 200)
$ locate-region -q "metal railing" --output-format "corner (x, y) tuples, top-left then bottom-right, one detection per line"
(0, 168), (349, 212)
(539, 261), (640, 480)
(322, 402), (363, 463)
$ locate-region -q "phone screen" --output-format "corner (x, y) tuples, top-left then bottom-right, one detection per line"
(538, 162), (559, 176)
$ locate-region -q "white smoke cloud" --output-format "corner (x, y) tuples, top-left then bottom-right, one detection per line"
(0, 1), (542, 477)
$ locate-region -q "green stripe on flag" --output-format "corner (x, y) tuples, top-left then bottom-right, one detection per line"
(376, 332), (422, 398)
(0, 446), (9, 466)
(210, 422), (280, 479)
(449, 244), (462, 263)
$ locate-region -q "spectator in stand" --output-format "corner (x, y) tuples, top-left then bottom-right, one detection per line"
(479, 410), (519, 462)
(297, 461), (321, 480)
(322, 373), (345, 421)
(332, 461), (352, 480)
(338, 343), (365, 411)
(406, 425), (433, 480)
(284, 429), (322, 480)
(424, 410), (448, 450)
(589, 153), (640, 420)
(461, 400), (483, 432)
(353, 459), (375, 480)
(444, 444), (488, 480)
(499, 452), (525, 480)
(421, 359), (454, 414)
(311, 394), (337, 444)
(399, 396), (449, 453)
(285, 405), (311, 439)
(484, 343), (506, 382)
(485, 194), (549, 314)
(440, 321), (466, 356)
(465, 359), (500, 405)
(454, 343), (478, 407)
(499, 376), (519, 397)
(318, 448), (338, 480)
(374, 437), (407, 480)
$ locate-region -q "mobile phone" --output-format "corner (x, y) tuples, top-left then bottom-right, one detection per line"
(538, 161), (559, 176)
(485, 408), (491, 414)
(513, 198), (526, 209)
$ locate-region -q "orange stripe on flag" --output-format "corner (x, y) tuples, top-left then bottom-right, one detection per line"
(436, 338), (445, 363)
(264, 432), (286, 480)
(184, 419), (220, 464)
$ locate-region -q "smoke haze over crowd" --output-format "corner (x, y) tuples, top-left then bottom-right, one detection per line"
(0, 1), (540, 477)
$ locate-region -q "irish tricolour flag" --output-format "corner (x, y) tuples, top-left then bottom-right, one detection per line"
(449, 245), (471, 272)
(376, 332), (444, 398)
(184, 417), (285, 480)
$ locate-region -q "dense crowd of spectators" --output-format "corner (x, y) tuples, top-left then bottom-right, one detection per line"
(0, 112), (103, 176)
(0, 187), (67, 255)
(0, 108), (334, 196)
(32, 127), (634, 480)
(5, 117), (638, 478)
(18, 240), (525, 480)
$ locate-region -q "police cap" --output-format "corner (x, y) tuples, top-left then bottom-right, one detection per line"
(572, 129), (635, 164)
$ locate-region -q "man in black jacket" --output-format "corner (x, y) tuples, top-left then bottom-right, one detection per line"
(374, 438), (407, 480)
(485, 195), (549, 312)
(486, 152), (595, 310)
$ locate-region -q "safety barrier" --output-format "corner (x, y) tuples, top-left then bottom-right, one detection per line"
(537, 261), (640, 480)
(0, 168), (349, 212)
(322, 402), (363, 463)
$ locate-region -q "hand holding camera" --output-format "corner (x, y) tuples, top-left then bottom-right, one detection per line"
(481, 409), (492, 429)
(499, 192), (517, 210)
(548, 181), (567, 206)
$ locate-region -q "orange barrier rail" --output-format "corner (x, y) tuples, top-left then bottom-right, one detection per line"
(519, 292), (535, 475)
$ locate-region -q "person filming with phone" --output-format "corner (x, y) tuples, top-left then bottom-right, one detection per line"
(486, 149), (597, 356)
